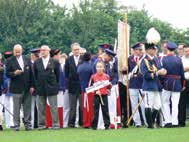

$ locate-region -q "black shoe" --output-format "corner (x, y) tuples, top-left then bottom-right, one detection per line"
(179, 124), (186, 127)
(152, 109), (159, 124)
(91, 126), (97, 130)
(105, 127), (110, 130)
(68, 124), (75, 128)
(11, 126), (20, 131)
(38, 126), (46, 130)
(10, 126), (15, 129)
(172, 125), (179, 128)
(122, 125), (128, 128)
(145, 108), (154, 128)
(15, 127), (20, 131)
(136, 125), (142, 128)
(52, 126), (60, 130)
(122, 123), (128, 128)
(25, 127), (32, 131)
(179, 122), (186, 127)
(164, 123), (172, 128)
(0, 125), (3, 131)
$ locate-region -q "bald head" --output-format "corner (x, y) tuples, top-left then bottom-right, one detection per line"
(40, 45), (51, 58)
(13, 44), (23, 58)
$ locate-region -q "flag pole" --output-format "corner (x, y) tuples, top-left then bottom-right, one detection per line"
(124, 14), (130, 125)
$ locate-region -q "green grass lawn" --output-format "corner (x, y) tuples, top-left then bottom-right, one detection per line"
(0, 124), (188, 142)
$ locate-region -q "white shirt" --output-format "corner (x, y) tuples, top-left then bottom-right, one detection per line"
(60, 63), (64, 71)
(42, 55), (50, 69)
(146, 54), (154, 60)
(134, 55), (139, 63)
(74, 55), (80, 66)
(118, 72), (127, 86)
(16, 56), (24, 71)
(182, 56), (189, 80)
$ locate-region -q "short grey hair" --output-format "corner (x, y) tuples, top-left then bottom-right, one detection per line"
(13, 44), (22, 50)
(41, 45), (51, 51)
(71, 42), (80, 49)
(61, 53), (68, 59)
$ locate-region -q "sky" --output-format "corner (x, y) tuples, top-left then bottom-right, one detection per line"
(53, 0), (189, 30)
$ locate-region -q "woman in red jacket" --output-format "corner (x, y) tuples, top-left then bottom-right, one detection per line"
(90, 61), (112, 130)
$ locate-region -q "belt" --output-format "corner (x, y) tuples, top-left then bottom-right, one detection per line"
(163, 75), (181, 80)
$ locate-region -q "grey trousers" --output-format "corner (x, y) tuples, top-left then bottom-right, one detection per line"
(38, 95), (59, 128)
(13, 92), (32, 128)
(68, 94), (82, 127)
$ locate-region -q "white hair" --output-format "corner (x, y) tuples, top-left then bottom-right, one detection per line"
(71, 42), (80, 49)
(41, 45), (51, 51)
(13, 44), (22, 50)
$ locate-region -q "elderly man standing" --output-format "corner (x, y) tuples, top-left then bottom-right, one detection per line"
(6, 44), (34, 131)
(179, 44), (189, 127)
(65, 43), (83, 128)
(34, 45), (60, 130)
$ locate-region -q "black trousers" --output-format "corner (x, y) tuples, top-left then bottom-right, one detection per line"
(178, 80), (189, 126)
(119, 82), (132, 126)
(34, 102), (38, 128)
(92, 95), (110, 128)
(68, 93), (83, 127)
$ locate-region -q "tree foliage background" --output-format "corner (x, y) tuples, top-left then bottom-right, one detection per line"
(0, 0), (188, 54)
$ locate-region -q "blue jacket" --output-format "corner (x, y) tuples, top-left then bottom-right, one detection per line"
(161, 54), (185, 92)
(156, 56), (164, 92)
(3, 65), (12, 96)
(104, 57), (118, 85)
(59, 64), (68, 92)
(128, 55), (143, 89)
(140, 55), (161, 91)
(77, 61), (93, 92)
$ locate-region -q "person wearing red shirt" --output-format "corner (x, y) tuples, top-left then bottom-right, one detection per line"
(90, 61), (112, 130)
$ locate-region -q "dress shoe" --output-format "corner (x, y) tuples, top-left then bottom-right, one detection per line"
(25, 127), (32, 131)
(38, 126), (46, 130)
(0, 125), (3, 131)
(164, 123), (172, 128)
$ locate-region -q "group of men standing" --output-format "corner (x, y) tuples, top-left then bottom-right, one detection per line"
(0, 34), (189, 131)
(128, 40), (189, 128)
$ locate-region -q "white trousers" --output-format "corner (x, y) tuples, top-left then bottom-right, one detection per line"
(97, 106), (105, 129)
(161, 90), (180, 125)
(31, 95), (38, 128)
(75, 99), (79, 128)
(129, 89), (146, 126)
(144, 91), (161, 110)
(108, 85), (118, 125)
(0, 95), (4, 125)
(58, 90), (71, 128)
(4, 95), (14, 128)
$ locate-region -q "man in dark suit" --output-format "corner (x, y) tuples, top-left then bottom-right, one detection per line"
(34, 45), (60, 130)
(6, 44), (34, 131)
(65, 43), (83, 127)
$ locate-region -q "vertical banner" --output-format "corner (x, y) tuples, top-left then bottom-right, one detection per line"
(117, 18), (130, 123)
(117, 20), (130, 72)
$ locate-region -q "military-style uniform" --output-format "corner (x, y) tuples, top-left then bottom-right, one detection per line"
(128, 43), (146, 127)
(161, 42), (185, 127)
(104, 49), (120, 128)
(140, 52), (162, 128)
